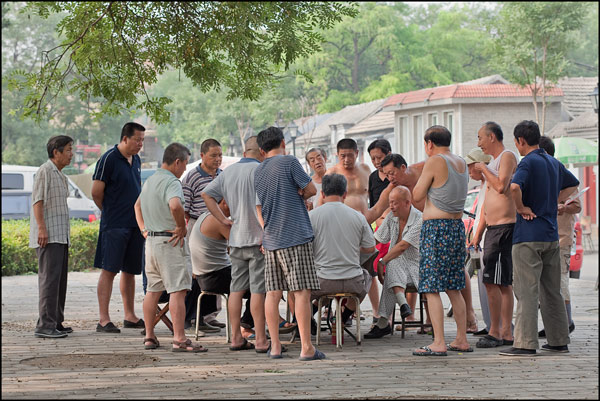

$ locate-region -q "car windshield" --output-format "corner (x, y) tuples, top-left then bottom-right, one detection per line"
(464, 189), (479, 213)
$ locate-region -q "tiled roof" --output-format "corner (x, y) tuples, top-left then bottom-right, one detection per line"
(383, 84), (564, 108)
(284, 113), (333, 144)
(345, 111), (395, 135)
(557, 77), (597, 119)
(547, 110), (598, 138)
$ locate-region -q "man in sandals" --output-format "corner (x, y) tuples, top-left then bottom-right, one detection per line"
(134, 143), (207, 353)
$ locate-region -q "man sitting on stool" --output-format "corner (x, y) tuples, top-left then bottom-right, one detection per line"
(364, 186), (423, 339)
(309, 173), (376, 326)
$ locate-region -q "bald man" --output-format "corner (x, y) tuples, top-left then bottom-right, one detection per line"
(364, 186), (423, 339)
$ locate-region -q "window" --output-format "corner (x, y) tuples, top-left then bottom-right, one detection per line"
(2, 194), (31, 216)
(398, 116), (408, 156)
(2, 173), (24, 190)
(428, 112), (438, 127)
(443, 111), (457, 152)
(413, 114), (424, 162)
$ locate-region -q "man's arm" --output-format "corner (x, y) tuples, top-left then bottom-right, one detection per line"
(363, 183), (393, 225)
(32, 201), (48, 248)
(510, 183), (535, 220)
(299, 181), (317, 200)
(469, 200), (486, 248)
(558, 196), (581, 216)
(167, 197), (187, 247)
(91, 180), (105, 210)
(134, 197), (148, 239)
(360, 246), (376, 254)
(413, 157), (437, 204)
(382, 240), (411, 261)
(476, 153), (516, 195)
(256, 205), (264, 229)
(202, 192), (232, 227)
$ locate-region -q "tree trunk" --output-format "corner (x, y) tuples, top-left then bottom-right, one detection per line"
(352, 35), (360, 93)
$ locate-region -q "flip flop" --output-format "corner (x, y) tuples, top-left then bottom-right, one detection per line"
(446, 343), (474, 352)
(412, 345), (447, 356)
(256, 343), (288, 354)
(229, 338), (255, 351)
(143, 337), (160, 350)
(267, 350), (284, 359)
(299, 348), (327, 361)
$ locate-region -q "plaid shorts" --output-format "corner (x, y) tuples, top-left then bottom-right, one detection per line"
(264, 241), (320, 292)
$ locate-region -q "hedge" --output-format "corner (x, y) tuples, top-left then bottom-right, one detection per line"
(2, 219), (100, 276)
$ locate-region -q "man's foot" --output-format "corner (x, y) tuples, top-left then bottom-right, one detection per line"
(413, 345), (447, 356)
(400, 303), (412, 319)
(541, 344), (569, 353)
(466, 320), (478, 334)
(123, 319), (145, 328)
(172, 338), (208, 352)
(241, 327), (255, 339)
(472, 328), (488, 336)
(206, 319), (226, 328)
(34, 328), (68, 338)
(56, 323), (73, 334)
(364, 325), (392, 339)
(476, 335), (504, 348)
(96, 322), (120, 333)
(499, 347), (536, 356)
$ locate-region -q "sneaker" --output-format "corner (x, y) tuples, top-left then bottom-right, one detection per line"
(96, 322), (121, 333)
(56, 323), (73, 334)
(400, 303), (412, 319)
(364, 325), (392, 339)
(499, 347), (536, 356)
(541, 344), (569, 353)
(206, 319), (226, 328)
(34, 328), (68, 338)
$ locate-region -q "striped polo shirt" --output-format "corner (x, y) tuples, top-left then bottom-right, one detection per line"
(254, 155), (314, 251)
(181, 164), (221, 219)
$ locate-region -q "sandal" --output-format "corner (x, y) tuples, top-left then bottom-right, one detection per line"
(229, 338), (255, 351)
(144, 337), (160, 350)
(172, 338), (208, 353)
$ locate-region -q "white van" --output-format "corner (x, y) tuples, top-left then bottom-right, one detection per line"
(2, 164), (101, 222)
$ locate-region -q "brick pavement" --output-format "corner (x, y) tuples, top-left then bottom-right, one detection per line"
(1, 271), (598, 399)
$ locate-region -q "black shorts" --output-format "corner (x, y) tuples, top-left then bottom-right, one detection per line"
(482, 223), (514, 287)
(196, 265), (232, 295)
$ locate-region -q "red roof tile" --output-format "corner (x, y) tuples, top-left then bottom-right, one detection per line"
(383, 84), (564, 107)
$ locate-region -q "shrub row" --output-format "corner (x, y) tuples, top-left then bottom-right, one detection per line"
(2, 219), (100, 276)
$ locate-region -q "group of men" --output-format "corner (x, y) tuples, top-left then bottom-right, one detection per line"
(31, 118), (580, 358)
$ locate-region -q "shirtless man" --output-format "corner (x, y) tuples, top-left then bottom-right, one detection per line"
(305, 148), (328, 210)
(323, 138), (392, 322)
(413, 125), (471, 356)
(471, 122), (518, 348)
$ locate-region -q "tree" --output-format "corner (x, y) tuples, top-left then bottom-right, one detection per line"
(492, 2), (589, 134)
(9, 2), (357, 125)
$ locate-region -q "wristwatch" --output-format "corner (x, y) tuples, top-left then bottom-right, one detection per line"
(141, 228), (148, 235)
(378, 257), (386, 266)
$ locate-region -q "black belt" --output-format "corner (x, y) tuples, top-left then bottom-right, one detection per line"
(147, 231), (173, 237)
(188, 215), (199, 220)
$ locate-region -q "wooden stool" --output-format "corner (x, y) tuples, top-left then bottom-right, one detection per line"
(195, 291), (230, 342)
(391, 285), (433, 338)
(316, 293), (361, 348)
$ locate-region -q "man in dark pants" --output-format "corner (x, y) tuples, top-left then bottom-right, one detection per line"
(30, 135), (74, 338)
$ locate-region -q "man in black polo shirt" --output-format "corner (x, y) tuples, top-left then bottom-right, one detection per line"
(92, 122), (146, 333)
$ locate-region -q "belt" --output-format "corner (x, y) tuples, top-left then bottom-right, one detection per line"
(147, 231), (173, 237)
(188, 215), (199, 220)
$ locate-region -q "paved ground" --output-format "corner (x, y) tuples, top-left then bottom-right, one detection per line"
(2, 255), (598, 399)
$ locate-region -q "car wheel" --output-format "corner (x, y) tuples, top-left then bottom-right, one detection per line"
(569, 270), (581, 279)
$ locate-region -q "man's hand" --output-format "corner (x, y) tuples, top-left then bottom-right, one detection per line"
(377, 261), (385, 285)
(517, 206), (536, 221)
(168, 225), (187, 247)
(557, 204), (566, 216)
(472, 162), (486, 173)
(468, 231), (482, 250)
(38, 226), (49, 248)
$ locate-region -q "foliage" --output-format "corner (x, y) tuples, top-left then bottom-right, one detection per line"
(1, 219), (100, 276)
(9, 1), (358, 124)
(564, 2), (599, 76)
(492, 2), (589, 133)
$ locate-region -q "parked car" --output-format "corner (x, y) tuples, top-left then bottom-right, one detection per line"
(461, 185), (584, 277)
(2, 164), (101, 222)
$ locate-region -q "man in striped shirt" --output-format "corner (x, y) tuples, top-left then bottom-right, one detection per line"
(30, 135), (74, 338)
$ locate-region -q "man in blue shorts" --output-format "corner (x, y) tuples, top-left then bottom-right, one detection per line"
(254, 126), (325, 361)
(499, 121), (579, 356)
(92, 122), (146, 333)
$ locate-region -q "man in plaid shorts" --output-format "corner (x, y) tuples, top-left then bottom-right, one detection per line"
(254, 126), (325, 361)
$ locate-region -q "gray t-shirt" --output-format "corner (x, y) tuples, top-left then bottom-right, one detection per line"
(139, 168), (184, 232)
(202, 158), (263, 248)
(309, 201), (375, 280)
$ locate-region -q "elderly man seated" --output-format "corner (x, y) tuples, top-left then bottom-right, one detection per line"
(364, 186), (423, 339)
(309, 173), (376, 326)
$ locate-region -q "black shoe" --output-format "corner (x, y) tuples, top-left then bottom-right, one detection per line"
(569, 322), (575, 333)
(499, 347), (536, 356)
(400, 303), (412, 319)
(123, 319), (145, 328)
(56, 323), (73, 334)
(472, 328), (489, 336)
(206, 319), (226, 328)
(541, 344), (569, 353)
(364, 325), (392, 339)
(34, 329), (68, 338)
(96, 322), (121, 333)
(538, 328), (546, 338)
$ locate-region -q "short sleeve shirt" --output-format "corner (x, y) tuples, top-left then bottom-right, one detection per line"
(309, 202), (375, 280)
(29, 160), (70, 248)
(374, 206), (422, 250)
(254, 155), (313, 251)
(369, 170), (389, 207)
(181, 165), (221, 219)
(92, 145), (141, 230)
(139, 168), (185, 232)
(202, 158), (263, 248)
(511, 148), (579, 244)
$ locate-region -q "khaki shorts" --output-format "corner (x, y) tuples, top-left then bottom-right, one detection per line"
(311, 269), (372, 302)
(145, 237), (192, 294)
(559, 245), (571, 302)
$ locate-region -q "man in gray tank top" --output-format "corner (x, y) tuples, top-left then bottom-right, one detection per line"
(412, 125), (471, 356)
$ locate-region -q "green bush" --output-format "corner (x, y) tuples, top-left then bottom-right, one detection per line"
(1, 219), (100, 276)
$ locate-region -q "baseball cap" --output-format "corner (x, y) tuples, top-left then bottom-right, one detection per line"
(464, 148), (492, 165)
